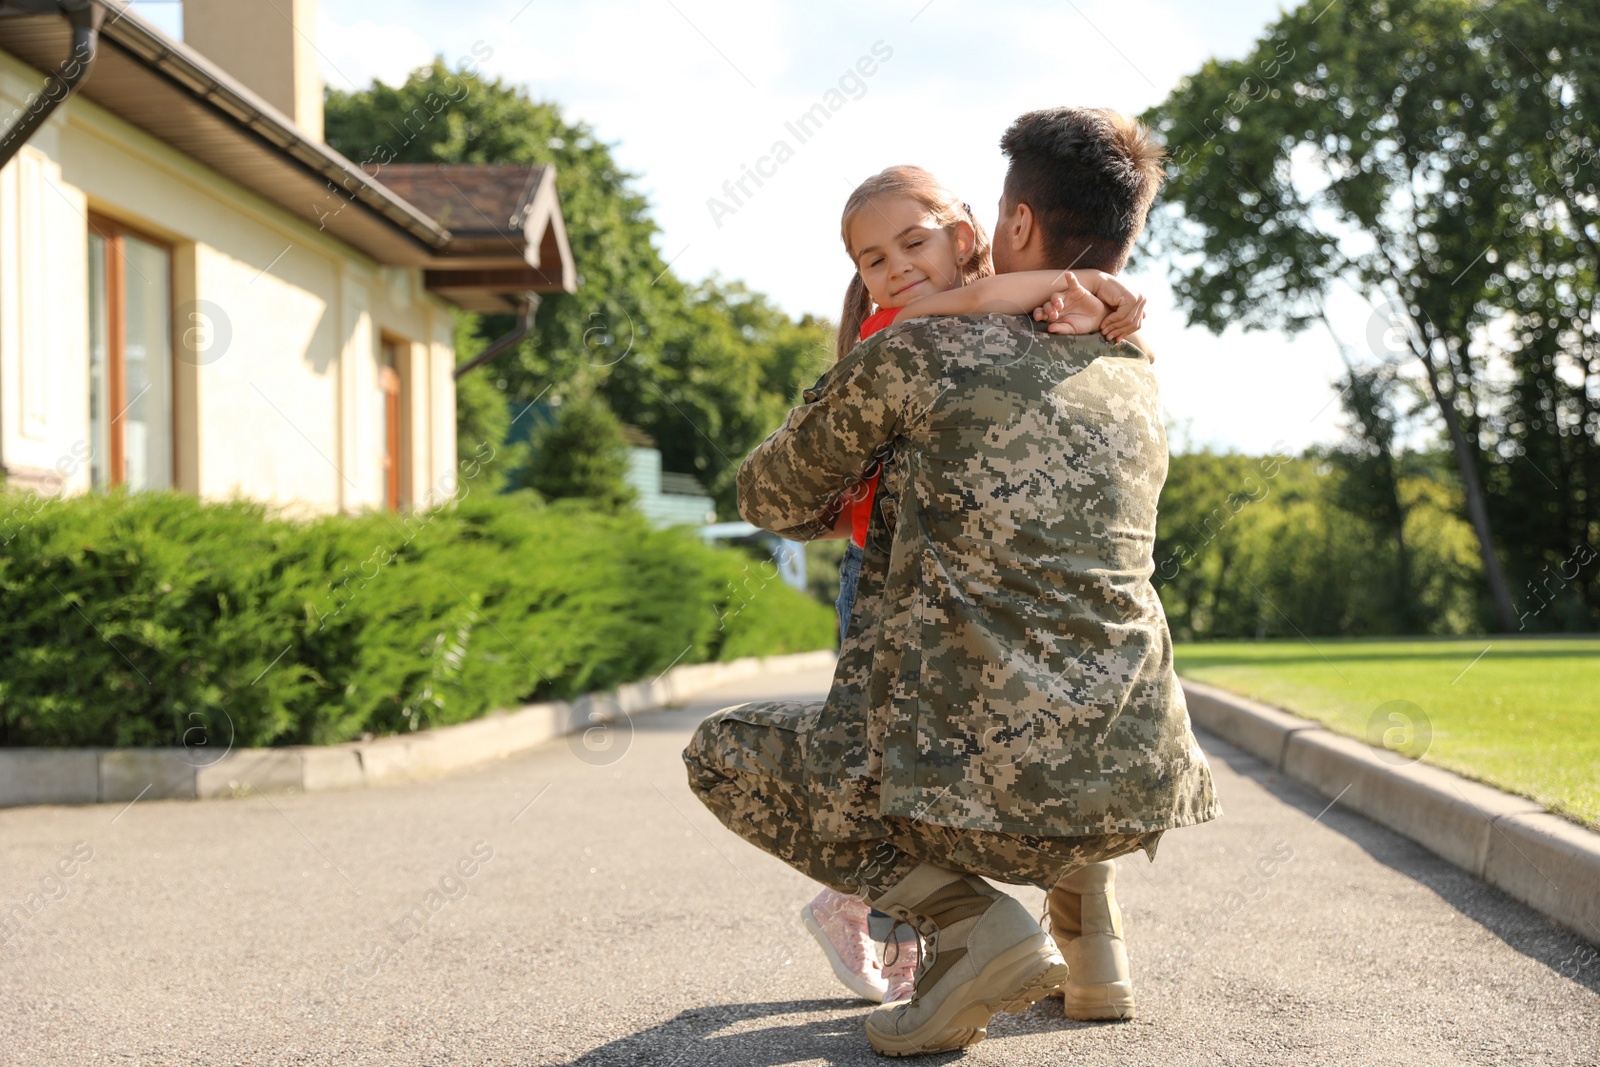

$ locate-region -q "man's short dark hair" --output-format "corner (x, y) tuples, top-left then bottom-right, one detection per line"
(1000, 107), (1165, 273)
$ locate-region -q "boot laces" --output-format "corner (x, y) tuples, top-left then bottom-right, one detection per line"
(881, 914), (937, 995)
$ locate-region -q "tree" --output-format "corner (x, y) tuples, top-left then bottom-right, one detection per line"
(452, 310), (528, 493)
(1153, 449), (1482, 638)
(326, 60), (674, 398)
(1140, 0), (1578, 631)
(1480, 0), (1600, 627)
(1324, 364), (1419, 631)
(606, 278), (833, 509)
(518, 391), (637, 510)
(325, 61), (830, 518)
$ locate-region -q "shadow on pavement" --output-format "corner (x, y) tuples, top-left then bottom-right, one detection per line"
(551, 994), (1107, 1066)
(1197, 727), (1600, 997)
(548, 997), (896, 1067)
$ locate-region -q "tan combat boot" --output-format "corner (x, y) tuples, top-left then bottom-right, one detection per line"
(1046, 860), (1135, 1020)
(864, 863), (1068, 1057)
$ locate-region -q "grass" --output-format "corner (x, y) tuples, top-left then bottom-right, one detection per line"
(1173, 636), (1600, 830)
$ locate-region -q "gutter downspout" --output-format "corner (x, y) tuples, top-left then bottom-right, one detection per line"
(454, 293), (540, 379)
(0, 0), (105, 170)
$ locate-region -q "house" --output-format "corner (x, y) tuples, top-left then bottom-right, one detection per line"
(0, 0), (574, 515)
(618, 424), (717, 528)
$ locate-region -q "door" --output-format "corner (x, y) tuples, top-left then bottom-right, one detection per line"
(379, 337), (407, 511)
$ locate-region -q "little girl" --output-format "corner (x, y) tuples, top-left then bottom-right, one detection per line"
(826, 164), (1145, 625)
(801, 164), (1148, 1006)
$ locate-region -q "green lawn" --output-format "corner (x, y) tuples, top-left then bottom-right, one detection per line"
(1174, 637), (1600, 829)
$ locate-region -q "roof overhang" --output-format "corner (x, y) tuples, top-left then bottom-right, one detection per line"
(0, 0), (577, 311)
(379, 163), (577, 313)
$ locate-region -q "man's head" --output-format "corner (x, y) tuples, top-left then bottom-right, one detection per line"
(993, 107), (1164, 276)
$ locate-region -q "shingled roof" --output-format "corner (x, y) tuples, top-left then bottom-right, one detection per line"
(375, 164), (541, 234)
(377, 163), (577, 312)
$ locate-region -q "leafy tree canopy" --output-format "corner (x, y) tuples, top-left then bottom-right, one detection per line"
(1142, 0), (1600, 630)
(326, 60), (831, 517)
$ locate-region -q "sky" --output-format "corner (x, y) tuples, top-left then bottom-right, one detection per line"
(137, 0), (1373, 456)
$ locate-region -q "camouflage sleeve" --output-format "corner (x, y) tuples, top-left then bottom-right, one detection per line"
(736, 331), (935, 541)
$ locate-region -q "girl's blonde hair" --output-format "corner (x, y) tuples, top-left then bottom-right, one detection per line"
(836, 165), (993, 361)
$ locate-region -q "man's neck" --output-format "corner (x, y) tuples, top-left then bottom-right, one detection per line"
(1006, 242), (1113, 275)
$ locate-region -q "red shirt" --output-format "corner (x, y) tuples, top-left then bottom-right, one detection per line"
(845, 307), (900, 546)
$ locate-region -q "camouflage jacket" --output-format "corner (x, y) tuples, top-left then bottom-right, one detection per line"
(737, 313), (1220, 840)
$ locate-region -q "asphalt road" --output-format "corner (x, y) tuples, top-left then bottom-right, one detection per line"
(2, 665), (1597, 1066)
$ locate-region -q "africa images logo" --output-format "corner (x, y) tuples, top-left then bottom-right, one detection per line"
(705, 41), (894, 229)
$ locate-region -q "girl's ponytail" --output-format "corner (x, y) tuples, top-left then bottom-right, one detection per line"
(835, 271), (873, 362)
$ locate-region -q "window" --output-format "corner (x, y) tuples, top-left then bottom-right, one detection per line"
(87, 215), (173, 491)
(379, 335), (410, 511)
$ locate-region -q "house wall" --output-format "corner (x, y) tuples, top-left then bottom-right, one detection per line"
(0, 49), (457, 517)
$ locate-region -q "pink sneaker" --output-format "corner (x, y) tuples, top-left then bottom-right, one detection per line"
(880, 929), (922, 1004)
(801, 888), (887, 1002)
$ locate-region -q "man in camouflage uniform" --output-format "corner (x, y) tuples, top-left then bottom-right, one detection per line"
(684, 107), (1220, 1057)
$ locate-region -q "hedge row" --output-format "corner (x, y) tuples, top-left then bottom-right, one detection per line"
(0, 489), (834, 748)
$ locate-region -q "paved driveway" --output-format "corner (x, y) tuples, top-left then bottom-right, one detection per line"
(2, 665), (1596, 1065)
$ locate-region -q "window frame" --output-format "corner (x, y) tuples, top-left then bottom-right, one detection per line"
(86, 211), (177, 491)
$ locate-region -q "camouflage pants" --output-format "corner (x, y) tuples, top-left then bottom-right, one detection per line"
(683, 701), (1162, 898)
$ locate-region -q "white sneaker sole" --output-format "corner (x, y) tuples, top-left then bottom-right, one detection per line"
(800, 903), (886, 1004)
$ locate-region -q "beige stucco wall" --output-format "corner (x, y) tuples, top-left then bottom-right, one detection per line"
(0, 111), (90, 492)
(0, 49), (458, 517)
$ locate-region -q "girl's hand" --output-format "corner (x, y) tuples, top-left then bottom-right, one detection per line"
(1033, 272), (1110, 335)
(1093, 275), (1147, 343)
(815, 491), (855, 540)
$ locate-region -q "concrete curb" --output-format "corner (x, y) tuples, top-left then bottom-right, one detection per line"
(0, 649), (838, 811)
(1182, 678), (1600, 948)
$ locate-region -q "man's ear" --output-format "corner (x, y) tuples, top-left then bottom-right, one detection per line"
(1009, 202), (1037, 254)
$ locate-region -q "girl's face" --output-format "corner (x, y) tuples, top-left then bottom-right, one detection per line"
(847, 196), (972, 309)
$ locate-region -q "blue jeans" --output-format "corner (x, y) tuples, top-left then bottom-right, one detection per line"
(835, 541), (863, 645)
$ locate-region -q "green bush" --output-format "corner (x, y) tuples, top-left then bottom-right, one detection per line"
(0, 489), (834, 748)
(1153, 451), (1485, 640)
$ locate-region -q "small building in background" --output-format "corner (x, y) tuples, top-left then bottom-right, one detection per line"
(620, 425), (716, 529)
